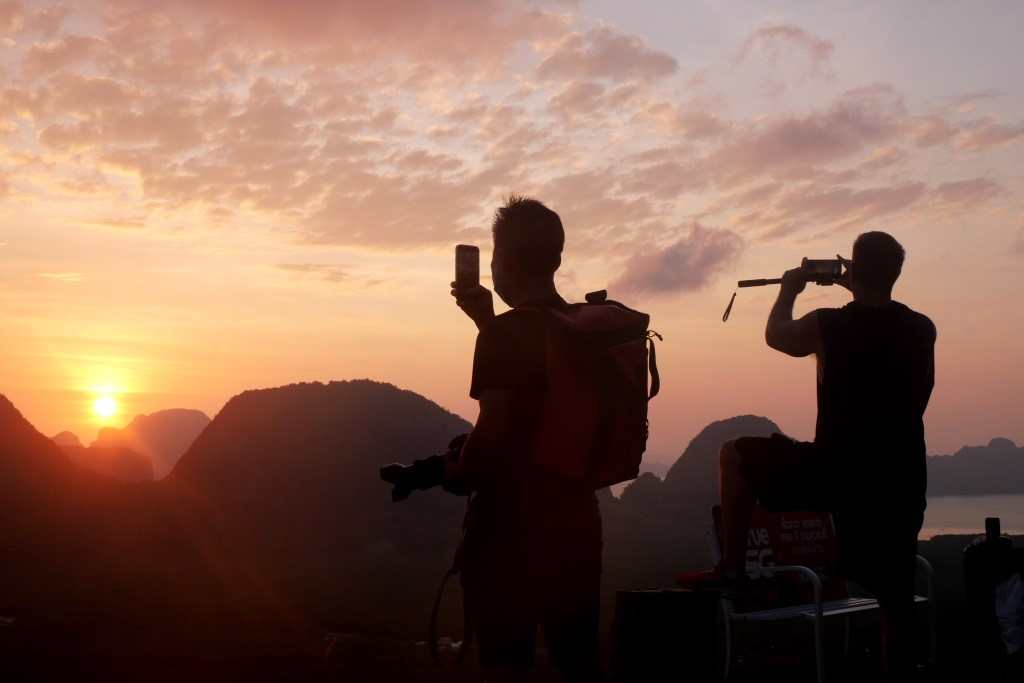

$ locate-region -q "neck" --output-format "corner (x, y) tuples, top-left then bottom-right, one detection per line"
(510, 280), (559, 307)
(853, 288), (892, 306)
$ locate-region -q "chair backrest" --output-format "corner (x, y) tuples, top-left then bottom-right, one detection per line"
(711, 505), (849, 608)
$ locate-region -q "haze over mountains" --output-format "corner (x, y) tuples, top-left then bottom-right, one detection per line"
(51, 409), (211, 480)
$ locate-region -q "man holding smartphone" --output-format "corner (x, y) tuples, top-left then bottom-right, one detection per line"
(449, 196), (603, 681)
(713, 231), (936, 677)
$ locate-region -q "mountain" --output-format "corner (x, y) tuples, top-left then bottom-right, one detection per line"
(94, 408), (211, 478)
(169, 380), (470, 631)
(601, 415), (781, 588)
(928, 438), (1024, 495)
(0, 380), (474, 668)
(51, 430), (82, 448)
(10, 380), (1022, 678)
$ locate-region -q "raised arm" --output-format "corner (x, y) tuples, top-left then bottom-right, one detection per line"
(765, 268), (822, 358)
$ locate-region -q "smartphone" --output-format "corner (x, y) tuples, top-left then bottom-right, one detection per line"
(801, 258), (842, 281)
(455, 245), (480, 288)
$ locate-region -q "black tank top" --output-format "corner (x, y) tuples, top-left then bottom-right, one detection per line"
(816, 301), (936, 508)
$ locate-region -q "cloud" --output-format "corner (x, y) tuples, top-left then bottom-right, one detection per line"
(0, 1), (23, 34)
(946, 89), (1003, 111)
(537, 25), (678, 82)
(909, 115), (957, 148)
(934, 178), (1005, 208)
(37, 272), (84, 283)
(704, 84), (904, 185)
(78, 217), (146, 230)
(737, 24), (834, 78)
(610, 223), (743, 295)
(24, 4), (70, 37)
(1013, 226), (1024, 255)
(108, 0), (567, 71)
(634, 101), (729, 139)
(858, 146), (907, 172)
(549, 81), (607, 119)
(277, 263), (349, 283)
(957, 117), (1024, 151)
(23, 34), (105, 75)
(766, 181), (926, 237)
(5, 0), (1023, 266)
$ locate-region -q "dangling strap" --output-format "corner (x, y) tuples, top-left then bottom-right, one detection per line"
(647, 331), (662, 400)
(429, 566), (465, 665)
(429, 499), (474, 667)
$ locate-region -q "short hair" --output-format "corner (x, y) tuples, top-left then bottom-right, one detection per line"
(853, 231), (905, 291)
(492, 195), (564, 276)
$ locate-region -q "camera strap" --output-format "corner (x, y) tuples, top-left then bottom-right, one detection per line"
(429, 498), (474, 667)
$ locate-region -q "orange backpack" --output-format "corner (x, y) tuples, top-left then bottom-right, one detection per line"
(528, 290), (661, 489)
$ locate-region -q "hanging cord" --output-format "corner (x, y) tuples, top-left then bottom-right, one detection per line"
(429, 497), (474, 667)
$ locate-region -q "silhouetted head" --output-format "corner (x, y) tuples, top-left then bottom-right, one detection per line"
(851, 231), (904, 300)
(491, 195), (564, 307)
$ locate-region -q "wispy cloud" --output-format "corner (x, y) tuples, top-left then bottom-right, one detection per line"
(610, 223), (744, 296)
(276, 263), (349, 284)
(736, 24), (835, 79)
(37, 272), (85, 283)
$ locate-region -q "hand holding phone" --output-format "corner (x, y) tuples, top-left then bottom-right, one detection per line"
(451, 245), (494, 329)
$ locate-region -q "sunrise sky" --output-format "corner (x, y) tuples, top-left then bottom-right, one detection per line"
(2, 0), (1022, 462)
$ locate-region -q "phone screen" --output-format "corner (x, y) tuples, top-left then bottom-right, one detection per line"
(455, 245), (480, 288)
(802, 259), (842, 278)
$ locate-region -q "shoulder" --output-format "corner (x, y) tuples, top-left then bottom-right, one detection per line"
(481, 307), (548, 340)
(893, 302), (937, 341)
(813, 306), (842, 326)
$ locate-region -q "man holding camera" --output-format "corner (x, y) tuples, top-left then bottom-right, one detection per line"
(716, 231), (936, 676)
(448, 196), (604, 682)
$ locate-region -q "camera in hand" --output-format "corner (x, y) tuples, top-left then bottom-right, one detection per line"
(800, 258), (842, 284)
(737, 257), (844, 288)
(725, 257), (847, 321)
(379, 433), (468, 502)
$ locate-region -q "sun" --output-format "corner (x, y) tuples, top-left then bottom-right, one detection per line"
(92, 395), (119, 420)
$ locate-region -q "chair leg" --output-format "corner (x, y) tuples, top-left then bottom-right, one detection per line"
(813, 613), (825, 683)
(928, 600), (937, 666)
(722, 603), (733, 680)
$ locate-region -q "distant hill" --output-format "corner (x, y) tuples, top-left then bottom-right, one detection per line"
(61, 444), (155, 482)
(51, 431), (82, 448)
(601, 415), (781, 588)
(928, 438), (1024, 496)
(94, 409), (211, 478)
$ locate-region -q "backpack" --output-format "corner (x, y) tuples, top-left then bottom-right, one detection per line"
(528, 290), (661, 489)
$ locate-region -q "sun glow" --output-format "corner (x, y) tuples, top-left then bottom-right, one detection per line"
(92, 395), (119, 421)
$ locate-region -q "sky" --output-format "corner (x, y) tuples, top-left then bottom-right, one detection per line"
(1, 0), (1022, 461)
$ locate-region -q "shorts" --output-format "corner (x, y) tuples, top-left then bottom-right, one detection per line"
(460, 505), (602, 673)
